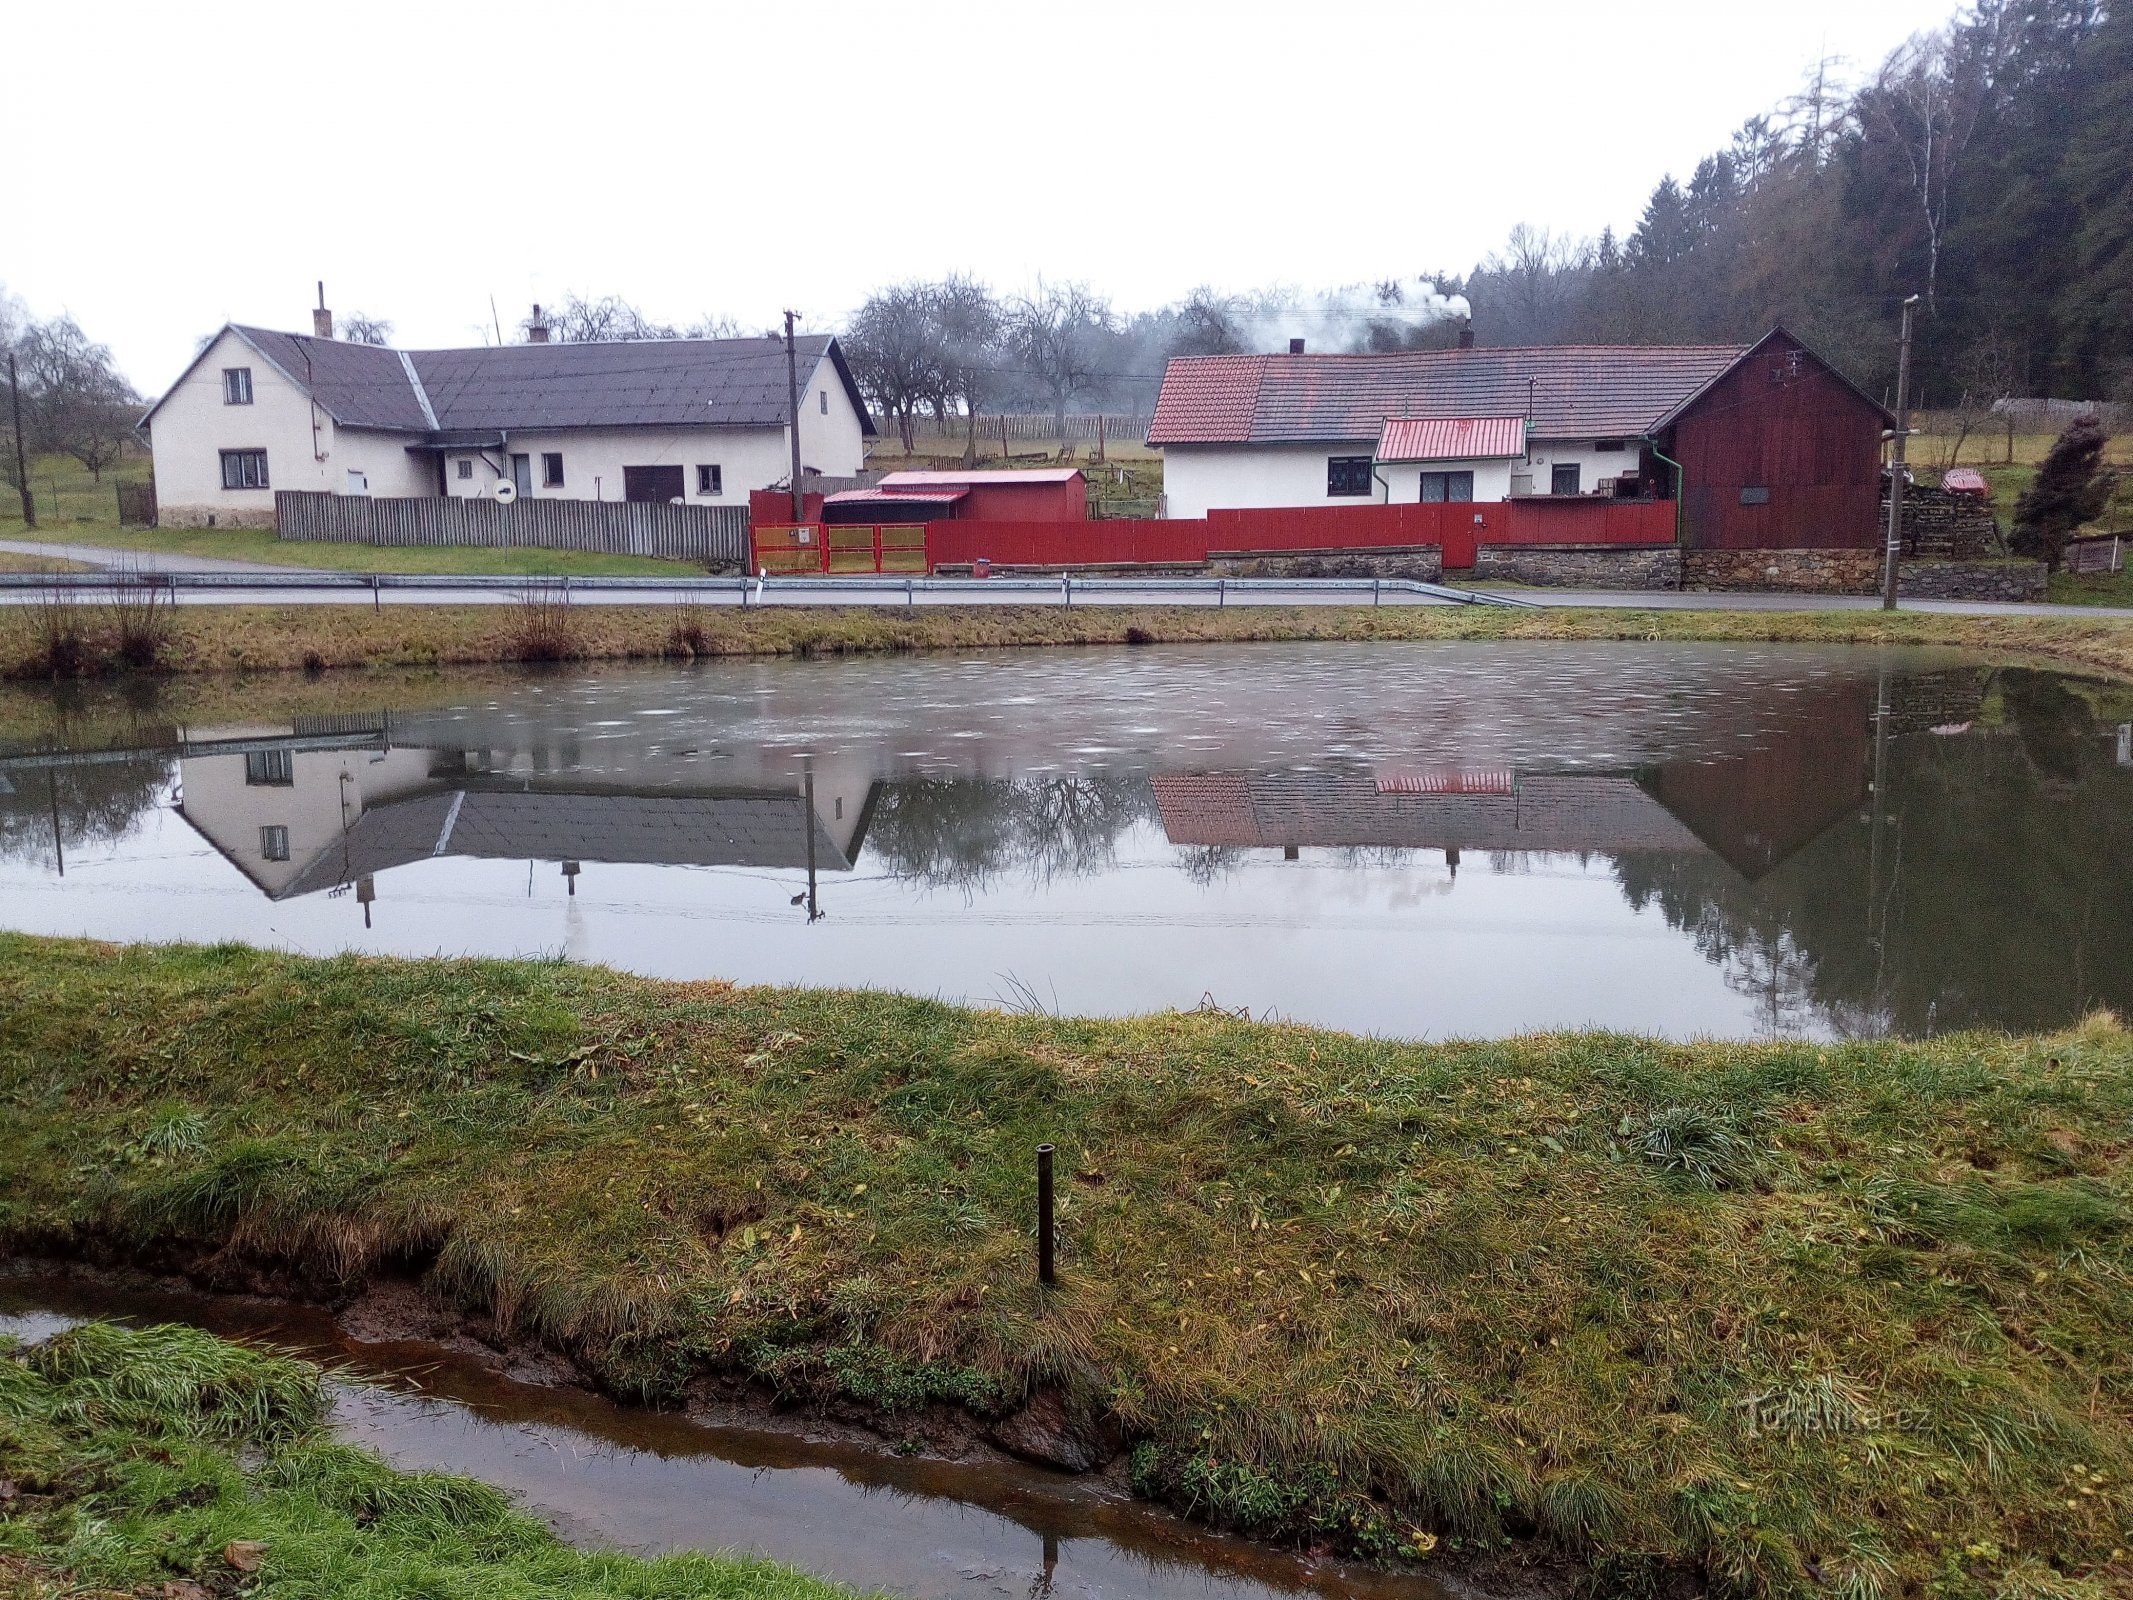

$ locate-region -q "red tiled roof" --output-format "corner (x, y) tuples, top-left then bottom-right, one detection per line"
(1376, 417), (1527, 462)
(1148, 345), (1748, 445)
(1146, 354), (1269, 443)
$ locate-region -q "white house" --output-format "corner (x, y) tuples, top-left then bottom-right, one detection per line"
(1147, 344), (1749, 520)
(141, 317), (874, 528)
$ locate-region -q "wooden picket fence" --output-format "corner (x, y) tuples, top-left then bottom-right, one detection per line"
(907, 413), (1151, 444)
(276, 491), (750, 564)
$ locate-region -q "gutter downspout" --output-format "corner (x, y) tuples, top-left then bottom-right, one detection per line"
(1645, 435), (1686, 546)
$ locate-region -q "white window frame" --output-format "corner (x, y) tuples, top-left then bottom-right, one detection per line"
(220, 449), (270, 490)
(222, 367), (254, 405)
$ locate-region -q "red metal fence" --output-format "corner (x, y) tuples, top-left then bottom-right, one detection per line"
(753, 499), (1678, 575)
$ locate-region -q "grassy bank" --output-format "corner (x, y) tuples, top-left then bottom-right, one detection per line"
(5, 597), (2133, 685)
(2, 937), (2129, 1597)
(0, 1319), (863, 1600)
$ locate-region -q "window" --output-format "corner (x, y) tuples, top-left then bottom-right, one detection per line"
(222, 368), (253, 405)
(510, 454), (532, 496)
(1419, 470), (1474, 503)
(1326, 456), (1373, 497)
(1550, 463), (1582, 495)
(542, 452), (565, 488)
(456, 459), (473, 480)
(245, 749), (294, 786)
(260, 825), (290, 862)
(819, 390), (829, 415)
(220, 449), (269, 490)
(1740, 486), (1771, 506)
(696, 464), (722, 495)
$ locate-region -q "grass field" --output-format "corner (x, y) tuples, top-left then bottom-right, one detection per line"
(0, 1319), (866, 1600)
(2, 935), (2129, 1598)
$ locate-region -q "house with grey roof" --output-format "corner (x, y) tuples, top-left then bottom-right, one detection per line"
(141, 310), (874, 527)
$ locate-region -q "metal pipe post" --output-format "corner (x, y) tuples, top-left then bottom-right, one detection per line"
(1036, 1144), (1056, 1286)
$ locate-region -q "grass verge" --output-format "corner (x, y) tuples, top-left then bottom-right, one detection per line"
(2, 935), (2129, 1596)
(4, 601), (2133, 685)
(0, 1319), (866, 1600)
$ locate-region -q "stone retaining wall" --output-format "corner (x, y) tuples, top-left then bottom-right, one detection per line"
(1471, 543), (1682, 589)
(1206, 545), (1443, 582)
(1684, 548), (2045, 600)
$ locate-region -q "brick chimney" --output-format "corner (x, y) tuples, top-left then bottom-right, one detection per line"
(1458, 327), (1475, 349)
(312, 280), (333, 339)
(1288, 337), (1305, 354)
(526, 304), (551, 344)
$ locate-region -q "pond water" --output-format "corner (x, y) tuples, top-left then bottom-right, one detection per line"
(3, 640), (2130, 1040)
(0, 1274), (1445, 1600)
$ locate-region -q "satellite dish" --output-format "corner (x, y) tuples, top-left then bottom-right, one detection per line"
(492, 479), (518, 503)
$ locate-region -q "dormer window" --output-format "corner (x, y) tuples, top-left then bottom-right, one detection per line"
(223, 367), (254, 405)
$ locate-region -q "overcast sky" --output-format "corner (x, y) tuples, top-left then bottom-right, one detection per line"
(15, 0), (1961, 396)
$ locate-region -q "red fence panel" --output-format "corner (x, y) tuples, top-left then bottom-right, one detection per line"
(1499, 498), (1677, 547)
(926, 518), (1210, 569)
(1205, 504), (1501, 568)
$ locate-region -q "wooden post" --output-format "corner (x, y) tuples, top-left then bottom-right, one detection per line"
(1036, 1144), (1056, 1286)
(7, 353), (34, 529)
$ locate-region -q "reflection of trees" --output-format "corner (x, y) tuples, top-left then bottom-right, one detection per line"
(1616, 671), (2133, 1036)
(864, 773), (1156, 891)
(0, 757), (170, 867)
(1175, 844), (1246, 887)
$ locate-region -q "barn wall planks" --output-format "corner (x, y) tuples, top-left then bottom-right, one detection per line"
(276, 492), (750, 564)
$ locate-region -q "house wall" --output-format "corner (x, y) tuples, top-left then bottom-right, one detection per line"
(1671, 336), (1885, 550)
(177, 744), (435, 897)
(1168, 438), (1647, 517)
(147, 329), (350, 527)
(441, 426), (792, 504)
(332, 427), (437, 500)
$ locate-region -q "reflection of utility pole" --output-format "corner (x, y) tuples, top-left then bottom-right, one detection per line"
(1880, 295), (1920, 611)
(47, 766), (63, 877)
(1027, 1532), (1059, 1600)
(1867, 667), (1895, 1017)
(802, 762), (820, 922)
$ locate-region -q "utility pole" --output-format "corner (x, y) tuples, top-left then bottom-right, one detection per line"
(784, 310), (805, 524)
(7, 352), (34, 530)
(1879, 294), (1920, 612)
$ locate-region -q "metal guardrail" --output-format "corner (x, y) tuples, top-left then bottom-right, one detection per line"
(0, 569), (1539, 608)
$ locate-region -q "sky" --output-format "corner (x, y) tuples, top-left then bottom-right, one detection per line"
(11, 0), (1964, 397)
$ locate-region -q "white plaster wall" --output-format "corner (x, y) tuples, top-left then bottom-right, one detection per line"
(1376, 459), (1517, 503)
(796, 356), (868, 476)
(1516, 439), (1643, 495)
(177, 745), (434, 896)
(1161, 442), (1382, 519)
(330, 426), (436, 499)
(441, 426), (793, 503)
(147, 329), (340, 527)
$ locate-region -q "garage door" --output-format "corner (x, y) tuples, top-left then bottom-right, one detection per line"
(623, 465), (686, 504)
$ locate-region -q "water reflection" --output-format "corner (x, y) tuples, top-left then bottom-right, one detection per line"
(2, 644), (2129, 1040)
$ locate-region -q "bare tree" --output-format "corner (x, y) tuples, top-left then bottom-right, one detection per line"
(1003, 282), (1115, 434)
(929, 277), (1003, 462)
(681, 313), (747, 340)
(18, 315), (139, 481)
(339, 312), (394, 346)
(844, 283), (940, 452)
(528, 293), (678, 342)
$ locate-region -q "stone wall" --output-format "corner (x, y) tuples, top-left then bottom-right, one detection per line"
(1206, 545), (1443, 582)
(1471, 543), (1682, 589)
(1684, 549), (1883, 592)
(1684, 548), (2045, 600)
(1898, 559), (2047, 602)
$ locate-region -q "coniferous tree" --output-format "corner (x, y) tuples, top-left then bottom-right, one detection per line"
(2011, 414), (2113, 569)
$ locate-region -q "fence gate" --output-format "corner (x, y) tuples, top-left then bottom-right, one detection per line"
(754, 523), (928, 575)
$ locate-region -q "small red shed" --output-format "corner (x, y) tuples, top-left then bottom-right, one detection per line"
(874, 468), (1087, 522)
(1659, 329), (1894, 551)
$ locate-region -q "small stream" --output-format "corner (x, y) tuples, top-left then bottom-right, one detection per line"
(0, 1273), (1450, 1600)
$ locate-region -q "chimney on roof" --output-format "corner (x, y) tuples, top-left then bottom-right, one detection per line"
(526, 304), (551, 344)
(1288, 338), (1306, 355)
(1458, 327), (1475, 349)
(312, 281), (333, 340)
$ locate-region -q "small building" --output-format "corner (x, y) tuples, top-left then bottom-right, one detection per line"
(141, 312), (874, 528)
(821, 468), (1087, 524)
(1148, 329), (1891, 549)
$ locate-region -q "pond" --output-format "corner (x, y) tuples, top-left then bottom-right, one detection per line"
(3, 640), (2130, 1040)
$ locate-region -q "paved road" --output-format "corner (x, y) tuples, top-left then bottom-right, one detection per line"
(3, 538), (2128, 618)
(0, 537), (288, 575)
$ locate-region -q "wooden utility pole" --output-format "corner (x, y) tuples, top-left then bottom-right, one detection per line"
(7, 352), (34, 529)
(1880, 294), (1920, 611)
(784, 310), (805, 524)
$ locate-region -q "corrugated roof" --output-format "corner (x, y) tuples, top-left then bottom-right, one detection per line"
(1376, 417), (1527, 462)
(1149, 345), (1748, 445)
(158, 327), (874, 436)
(823, 486), (968, 505)
(877, 468), (1085, 487)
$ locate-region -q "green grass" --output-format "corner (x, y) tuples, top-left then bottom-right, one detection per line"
(0, 1320), (870, 1600)
(2, 935), (2130, 1597)
(2048, 567), (2133, 608)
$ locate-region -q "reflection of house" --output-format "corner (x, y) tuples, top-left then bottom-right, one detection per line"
(1153, 771), (1706, 854)
(172, 728), (876, 902)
